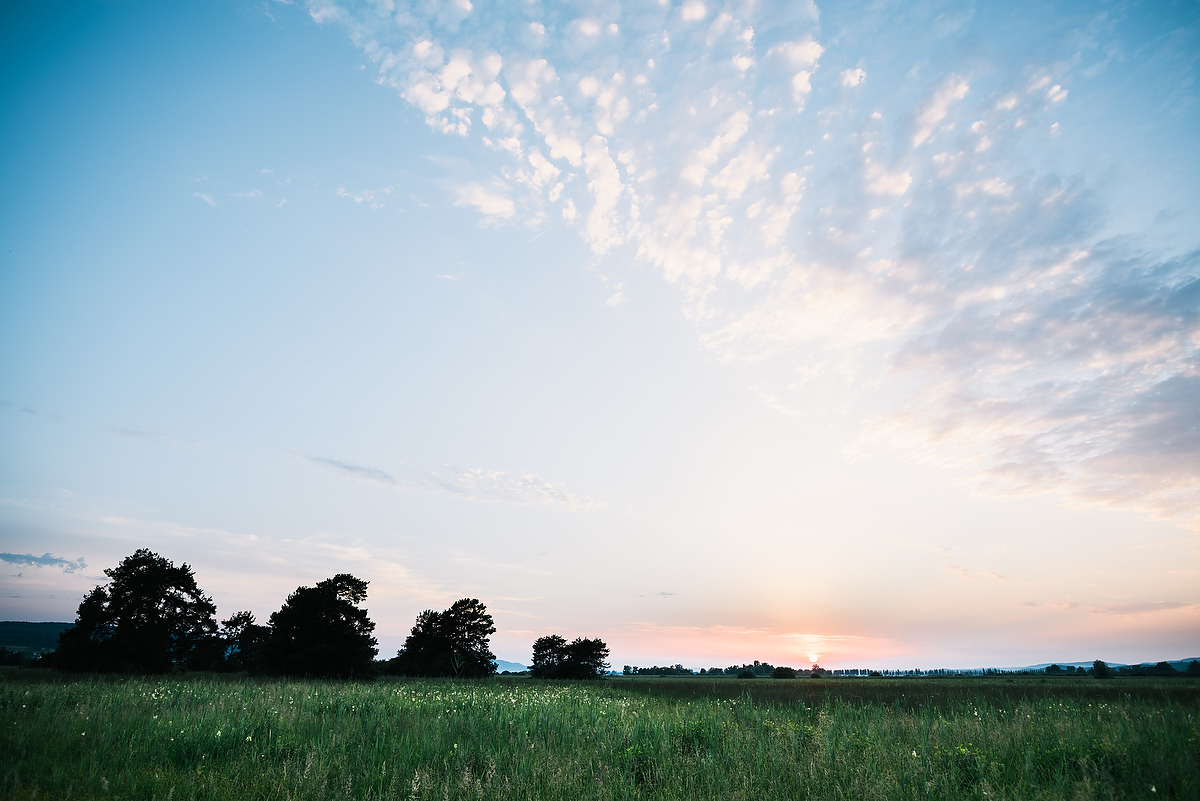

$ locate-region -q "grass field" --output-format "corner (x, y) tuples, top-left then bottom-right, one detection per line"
(2, 669), (1197, 800)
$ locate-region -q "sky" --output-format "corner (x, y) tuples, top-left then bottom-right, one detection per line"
(1, 0), (1197, 671)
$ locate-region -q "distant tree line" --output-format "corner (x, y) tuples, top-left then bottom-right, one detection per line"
(30, 550), (1198, 681)
(38, 549), (614, 681)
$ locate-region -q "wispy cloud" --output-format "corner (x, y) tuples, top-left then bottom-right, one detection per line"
(934, 548), (1006, 582)
(193, 192), (217, 206)
(335, 185), (394, 209)
(302, 454), (605, 510)
(0, 552), (86, 573)
(1022, 600), (1195, 616)
(1, 401), (64, 423)
(108, 424), (205, 449)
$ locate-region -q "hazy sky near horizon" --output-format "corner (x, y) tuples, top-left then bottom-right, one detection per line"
(1, 0), (1198, 670)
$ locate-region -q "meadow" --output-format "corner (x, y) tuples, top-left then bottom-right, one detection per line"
(2, 670), (1197, 800)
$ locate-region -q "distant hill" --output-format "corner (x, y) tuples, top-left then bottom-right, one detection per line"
(494, 659), (528, 673)
(0, 621), (72, 653)
(1000, 658), (1200, 673)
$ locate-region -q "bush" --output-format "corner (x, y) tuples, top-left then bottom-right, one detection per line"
(771, 666), (796, 679)
(736, 669), (756, 679)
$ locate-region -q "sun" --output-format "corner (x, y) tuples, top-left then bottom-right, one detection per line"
(807, 653), (820, 664)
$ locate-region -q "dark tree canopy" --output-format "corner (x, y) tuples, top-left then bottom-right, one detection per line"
(529, 635), (610, 679)
(256, 574), (378, 678)
(219, 611), (269, 672)
(530, 635), (569, 678)
(389, 598), (496, 677)
(52, 549), (218, 674)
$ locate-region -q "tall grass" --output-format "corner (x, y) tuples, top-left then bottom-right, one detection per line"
(2, 671), (1197, 800)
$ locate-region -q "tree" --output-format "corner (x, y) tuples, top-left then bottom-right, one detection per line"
(1093, 659), (1111, 679)
(529, 635), (610, 679)
(389, 598), (497, 678)
(772, 666), (797, 679)
(219, 611), (269, 671)
(530, 635), (569, 678)
(256, 574), (378, 678)
(51, 549), (218, 673)
(564, 638), (610, 679)
(1187, 660), (1200, 677)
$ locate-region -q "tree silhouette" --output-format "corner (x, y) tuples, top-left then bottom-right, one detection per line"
(530, 635), (569, 678)
(256, 574), (378, 678)
(529, 635), (610, 679)
(218, 611), (269, 671)
(52, 549), (218, 673)
(389, 598), (497, 677)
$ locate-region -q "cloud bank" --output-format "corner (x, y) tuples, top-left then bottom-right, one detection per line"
(307, 0), (1199, 524)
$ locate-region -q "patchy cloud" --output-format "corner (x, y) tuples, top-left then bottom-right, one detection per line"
(308, 0), (1199, 525)
(0, 552), (87, 573)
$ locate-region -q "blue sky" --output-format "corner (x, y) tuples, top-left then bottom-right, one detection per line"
(1, 0), (1197, 670)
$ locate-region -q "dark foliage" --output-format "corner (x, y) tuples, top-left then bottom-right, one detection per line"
(772, 666), (797, 678)
(624, 664), (693, 676)
(256, 574), (378, 678)
(1093, 659), (1111, 679)
(531, 635), (569, 678)
(737, 669), (756, 679)
(0, 647), (27, 666)
(50, 549), (218, 674)
(219, 611), (269, 671)
(0, 622), (72, 652)
(388, 598), (496, 677)
(722, 661), (775, 676)
(531, 635), (610, 679)
(1188, 660), (1200, 677)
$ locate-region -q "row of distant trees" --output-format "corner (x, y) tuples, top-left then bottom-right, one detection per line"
(623, 662), (822, 678)
(45, 549), (609, 679)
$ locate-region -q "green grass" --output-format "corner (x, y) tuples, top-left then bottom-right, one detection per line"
(2, 670), (1197, 800)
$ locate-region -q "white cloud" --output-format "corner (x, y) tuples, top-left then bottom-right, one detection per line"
(453, 183), (515, 221)
(840, 68), (865, 87)
(336, 185), (394, 209)
(680, 1), (707, 23)
(864, 163), (912, 196)
(913, 75), (969, 146)
(769, 37), (823, 68)
(582, 136), (624, 253)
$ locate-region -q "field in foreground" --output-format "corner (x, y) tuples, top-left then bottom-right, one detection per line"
(2, 671), (1197, 800)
